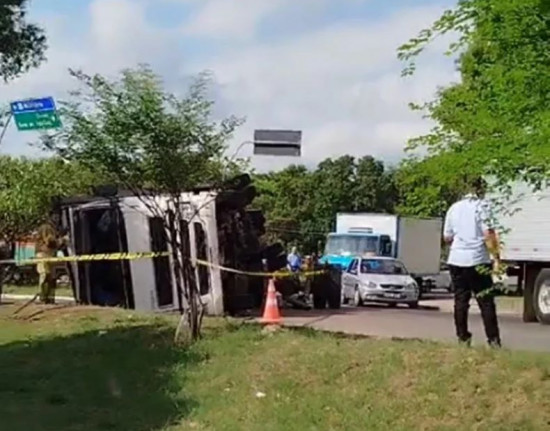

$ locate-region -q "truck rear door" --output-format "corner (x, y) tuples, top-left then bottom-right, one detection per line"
(397, 217), (442, 276)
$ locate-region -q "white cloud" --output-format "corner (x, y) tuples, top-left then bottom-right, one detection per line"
(194, 4), (458, 170)
(0, 0), (178, 155)
(182, 0), (288, 40)
(179, 0), (338, 40)
(0, 0), (458, 171)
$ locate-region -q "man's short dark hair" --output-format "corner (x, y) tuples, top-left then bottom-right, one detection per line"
(465, 176), (486, 196)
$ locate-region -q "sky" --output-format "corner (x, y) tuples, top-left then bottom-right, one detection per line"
(0, 0), (459, 171)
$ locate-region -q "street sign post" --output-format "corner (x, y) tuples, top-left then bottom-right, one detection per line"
(10, 97), (62, 132)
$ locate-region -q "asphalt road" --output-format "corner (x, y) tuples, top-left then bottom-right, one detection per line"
(280, 302), (550, 353)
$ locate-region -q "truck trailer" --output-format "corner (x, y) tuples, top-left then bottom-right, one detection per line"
(493, 183), (550, 324)
(320, 213), (442, 291)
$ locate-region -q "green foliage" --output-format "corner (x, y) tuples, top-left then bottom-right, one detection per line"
(42, 65), (244, 192)
(254, 156), (397, 252)
(0, 156), (98, 241)
(397, 0), (550, 203)
(40, 65), (244, 341)
(395, 154), (471, 218)
(0, 0), (47, 81)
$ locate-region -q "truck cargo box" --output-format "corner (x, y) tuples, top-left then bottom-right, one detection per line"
(493, 183), (550, 262)
(334, 213), (442, 276)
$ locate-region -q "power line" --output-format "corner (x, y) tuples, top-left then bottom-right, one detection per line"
(265, 227), (328, 236)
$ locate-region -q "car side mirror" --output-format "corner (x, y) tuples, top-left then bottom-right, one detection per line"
(393, 267), (403, 275)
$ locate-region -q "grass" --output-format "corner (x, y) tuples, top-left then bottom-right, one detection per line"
(2, 284), (74, 298)
(1, 305), (550, 431)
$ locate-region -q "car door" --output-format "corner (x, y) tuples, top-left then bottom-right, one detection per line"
(342, 258), (359, 299)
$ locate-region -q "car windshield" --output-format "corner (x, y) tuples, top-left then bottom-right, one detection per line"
(324, 235), (378, 255)
(360, 259), (407, 275)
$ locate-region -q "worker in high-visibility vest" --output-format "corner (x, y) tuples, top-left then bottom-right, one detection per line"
(35, 213), (68, 304)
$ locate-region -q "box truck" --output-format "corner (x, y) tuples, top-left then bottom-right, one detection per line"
(319, 213), (442, 293)
(493, 183), (550, 324)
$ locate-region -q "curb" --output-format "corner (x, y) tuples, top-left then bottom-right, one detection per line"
(1, 294), (75, 303)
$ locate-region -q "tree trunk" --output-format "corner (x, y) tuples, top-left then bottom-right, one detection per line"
(179, 218), (202, 340)
(0, 241), (9, 306)
(167, 210), (184, 315)
(0, 268), (4, 306)
(169, 205), (203, 344)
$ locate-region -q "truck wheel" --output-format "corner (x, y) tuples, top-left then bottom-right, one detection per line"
(327, 285), (341, 310)
(534, 269), (550, 324)
(414, 277), (424, 300)
(447, 281), (455, 293)
(312, 292), (327, 309)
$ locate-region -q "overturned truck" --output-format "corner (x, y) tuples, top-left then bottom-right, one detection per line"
(56, 175), (265, 315)
(57, 175), (340, 315)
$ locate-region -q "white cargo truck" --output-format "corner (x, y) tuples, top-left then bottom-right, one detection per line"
(493, 183), (550, 324)
(321, 213), (443, 293)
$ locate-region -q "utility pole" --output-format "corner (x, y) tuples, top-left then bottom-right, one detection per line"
(0, 112), (13, 149)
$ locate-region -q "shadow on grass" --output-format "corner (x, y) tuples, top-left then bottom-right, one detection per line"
(0, 324), (201, 431)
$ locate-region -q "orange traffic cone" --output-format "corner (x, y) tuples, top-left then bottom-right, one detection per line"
(261, 278), (282, 325)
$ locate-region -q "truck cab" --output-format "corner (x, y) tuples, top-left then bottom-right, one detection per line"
(319, 229), (393, 269)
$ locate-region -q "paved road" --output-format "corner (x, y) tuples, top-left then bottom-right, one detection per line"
(280, 304), (550, 353)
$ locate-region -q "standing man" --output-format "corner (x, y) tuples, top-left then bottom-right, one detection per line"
(35, 211), (68, 304)
(443, 177), (501, 347)
(287, 246), (302, 272)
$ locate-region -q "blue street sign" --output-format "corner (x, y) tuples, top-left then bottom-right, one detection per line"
(10, 97), (56, 115)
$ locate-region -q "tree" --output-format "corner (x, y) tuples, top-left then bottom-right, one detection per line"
(0, 156), (98, 302)
(0, 0), (47, 81)
(0, 156), (97, 243)
(254, 165), (316, 249)
(254, 155), (398, 252)
(354, 156), (397, 213)
(42, 65), (243, 342)
(397, 0), (550, 196)
(394, 155), (465, 218)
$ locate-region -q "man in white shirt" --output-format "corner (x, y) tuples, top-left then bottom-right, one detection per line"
(443, 177), (501, 347)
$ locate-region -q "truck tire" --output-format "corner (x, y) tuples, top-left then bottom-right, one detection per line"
(447, 281), (455, 293)
(312, 292), (327, 309)
(414, 277), (424, 300)
(327, 284), (341, 309)
(534, 269), (550, 325)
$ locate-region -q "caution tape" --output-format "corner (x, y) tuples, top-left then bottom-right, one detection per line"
(0, 251), (170, 265)
(195, 259), (326, 278)
(0, 251), (327, 279)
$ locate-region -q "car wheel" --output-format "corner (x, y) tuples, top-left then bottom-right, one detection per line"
(387, 302), (397, 308)
(407, 301), (419, 309)
(352, 288), (363, 307)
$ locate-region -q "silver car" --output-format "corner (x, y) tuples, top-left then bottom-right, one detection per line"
(341, 256), (420, 308)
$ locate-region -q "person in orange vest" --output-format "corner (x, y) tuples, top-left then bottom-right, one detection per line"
(35, 212), (68, 304)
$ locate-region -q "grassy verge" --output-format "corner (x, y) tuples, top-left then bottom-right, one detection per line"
(1, 305), (549, 431)
(1, 284), (74, 298)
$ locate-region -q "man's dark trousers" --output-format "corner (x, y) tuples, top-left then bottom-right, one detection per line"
(449, 264), (500, 345)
